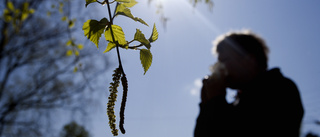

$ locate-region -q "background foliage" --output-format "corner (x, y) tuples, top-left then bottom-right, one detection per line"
(0, 0), (109, 136)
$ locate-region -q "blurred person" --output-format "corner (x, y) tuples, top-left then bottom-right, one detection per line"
(194, 30), (304, 137)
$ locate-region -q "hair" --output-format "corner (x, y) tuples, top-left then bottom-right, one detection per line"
(212, 30), (269, 69)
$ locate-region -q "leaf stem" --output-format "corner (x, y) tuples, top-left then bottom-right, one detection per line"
(110, 0), (116, 4)
(106, 1), (124, 74)
(96, 0), (104, 5)
(128, 43), (143, 49)
(127, 39), (135, 44)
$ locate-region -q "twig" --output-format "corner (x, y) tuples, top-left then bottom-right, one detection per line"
(106, 1), (124, 74)
(105, 1), (128, 134)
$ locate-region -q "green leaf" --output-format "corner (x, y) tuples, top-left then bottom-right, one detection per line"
(115, 4), (132, 16)
(104, 42), (116, 53)
(86, 0), (97, 7)
(116, 4), (148, 26)
(66, 40), (72, 46)
(99, 17), (109, 25)
(77, 44), (84, 50)
(3, 9), (12, 22)
(74, 50), (80, 56)
(73, 66), (78, 73)
(66, 50), (73, 56)
(59, 2), (63, 13)
(105, 25), (126, 45)
(149, 23), (158, 43)
(22, 2), (29, 11)
(15, 9), (21, 15)
(21, 2), (33, 21)
(61, 16), (67, 21)
(68, 19), (76, 28)
(134, 29), (150, 49)
(140, 49), (152, 75)
(82, 18), (109, 48)
(122, 0), (138, 7)
(7, 1), (15, 11)
(29, 9), (35, 14)
(134, 18), (148, 26)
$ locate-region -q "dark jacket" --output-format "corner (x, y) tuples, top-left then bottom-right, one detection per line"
(194, 68), (304, 137)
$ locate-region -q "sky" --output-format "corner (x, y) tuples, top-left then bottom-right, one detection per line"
(83, 0), (320, 136)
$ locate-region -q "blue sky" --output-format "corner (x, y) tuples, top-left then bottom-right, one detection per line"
(85, 0), (320, 136)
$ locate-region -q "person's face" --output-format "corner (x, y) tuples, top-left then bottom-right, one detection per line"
(217, 44), (258, 89)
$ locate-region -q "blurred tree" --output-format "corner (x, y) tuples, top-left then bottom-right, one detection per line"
(60, 121), (90, 137)
(148, 0), (213, 29)
(189, 0), (214, 10)
(0, 0), (109, 136)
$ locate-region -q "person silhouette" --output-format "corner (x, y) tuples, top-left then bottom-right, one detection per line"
(194, 30), (304, 137)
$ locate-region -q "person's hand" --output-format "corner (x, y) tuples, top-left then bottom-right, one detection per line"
(201, 62), (228, 103)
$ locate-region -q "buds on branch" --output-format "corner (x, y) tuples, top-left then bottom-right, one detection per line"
(83, 0), (159, 136)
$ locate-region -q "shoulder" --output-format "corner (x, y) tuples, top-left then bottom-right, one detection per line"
(266, 68), (297, 87)
(266, 68), (301, 99)
(266, 68), (304, 113)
